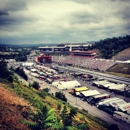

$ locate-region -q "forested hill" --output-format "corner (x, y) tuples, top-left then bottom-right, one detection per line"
(90, 35), (130, 59)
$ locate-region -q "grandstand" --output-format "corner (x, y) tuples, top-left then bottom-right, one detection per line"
(52, 51), (116, 72)
(71, 50), (96, 57)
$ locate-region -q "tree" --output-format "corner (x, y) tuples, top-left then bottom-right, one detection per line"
(7, 75), (13, 83)
(89, 35), (130, 59)
(55, 91), (67, 102)
(60, 105), (77, 130)
(15, 67), (28, 80)
(108, 124), (119, 130)
(0, 60), (10, 79)
(32, 81), (39, 90)
(42, 88), (50, 93)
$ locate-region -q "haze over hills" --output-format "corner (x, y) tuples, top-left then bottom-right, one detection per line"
(0, 43), (57, 47)
(0, 41), (96, 47)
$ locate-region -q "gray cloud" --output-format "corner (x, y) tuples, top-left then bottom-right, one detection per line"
(68, 0), (91, 4)
(0, 0), (27, 12)
(68, 11), (103, 25)
(0, 11), (9, 16)
(117, 6), (130, 20)
(0, 0), (29, 27)
(0, 0), (130, 44)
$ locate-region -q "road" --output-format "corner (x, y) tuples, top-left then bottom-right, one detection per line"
(56, 65), (130, 85)
(21, 69), (130, 130)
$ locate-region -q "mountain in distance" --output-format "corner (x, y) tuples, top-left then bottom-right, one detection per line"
(0, 43), (57, 48)
(87, 41), (96, 44)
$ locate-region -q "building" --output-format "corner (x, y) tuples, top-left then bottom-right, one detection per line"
(36, 53), (52, 63)
(39, 43), (92, 52)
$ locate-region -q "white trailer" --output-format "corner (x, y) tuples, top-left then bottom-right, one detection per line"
(113, 111), (130, 124)
(102, 83), (116, 89)
(81, 90), (100, 99)
(87, 93), (110, 104)
(102, 98), (124, 107)
(108, 84), (125, 91)
(23, 62), (34, 67)
(46, 68), (57, 74)
(109, 99), (127, 110)
(97, 97), (120, 107)
(30, 72), (39, 77)
(118, 103), (130, 112)
(127, 110), (130, 115)
(93, 80), (110, 87)
(52, 80), (81, 90)
(30, 68), (37, 72)
(98, 81), (114, 88)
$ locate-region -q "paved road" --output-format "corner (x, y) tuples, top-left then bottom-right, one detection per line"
(57, 65), (130, 85)
(20, 69), (130, 130)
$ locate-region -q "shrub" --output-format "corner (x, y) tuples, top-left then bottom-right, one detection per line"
(7, 75), (13, 83)
(32, 81), (39, 90)
(55, 91), (67, 102)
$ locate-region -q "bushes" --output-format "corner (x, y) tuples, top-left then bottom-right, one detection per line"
(7, 75), (13, 83)
(0, 60), (10, 79)
(55, 91), (67, 102)
(32, 81), (39, 90)
(14, 67), (28, 81)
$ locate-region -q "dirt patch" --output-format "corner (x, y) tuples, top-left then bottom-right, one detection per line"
(112, 48), (130, 61)
(0, 84), (30, 130)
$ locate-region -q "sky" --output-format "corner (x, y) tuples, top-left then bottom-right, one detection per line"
(0, 0), (130, 45)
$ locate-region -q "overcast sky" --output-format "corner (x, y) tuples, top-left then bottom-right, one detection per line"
(0, 0), (130, 45)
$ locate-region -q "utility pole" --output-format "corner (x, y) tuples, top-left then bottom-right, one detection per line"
(75, 94), (77, 105)
(75, 85), (78, 105)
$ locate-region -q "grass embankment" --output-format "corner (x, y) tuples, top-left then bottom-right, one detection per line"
(107, 63), (130, 78)
(0, 75), (109, 130)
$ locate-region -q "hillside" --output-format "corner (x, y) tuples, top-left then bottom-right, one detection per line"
(112, 48), (130, 61)
(0, 77), (110, 130)
(107, 63), (130, 78)
(0, 83), (30, 130)
(106, 48), (130, 78)
(90, 35), (130, 59)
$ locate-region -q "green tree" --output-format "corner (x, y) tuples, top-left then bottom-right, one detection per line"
(7, 75), (13, 83)
(55, 91), (67, 102)
(0, 60), (10, 79)
(42, 88), (50, 93)
(108, 124), (119, 130)
(90, 35), (130, 59)
(15, 67), (28, 80)
(60, 105), (77, 130)
(32, 81), (39, 90)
